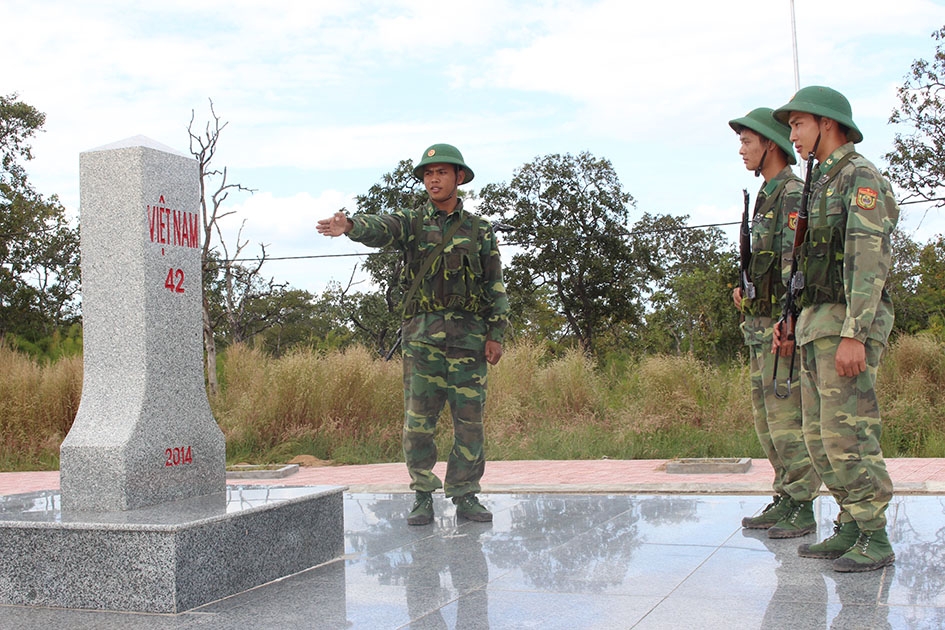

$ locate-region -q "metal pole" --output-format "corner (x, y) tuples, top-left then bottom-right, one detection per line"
(790, 0), (800, 91)
(790, 0), (805, 178)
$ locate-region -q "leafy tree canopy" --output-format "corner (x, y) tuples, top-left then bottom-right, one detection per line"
(886, 25), (945, 209)
(0, 94), (80, 341)
(479, 152), (655, 355)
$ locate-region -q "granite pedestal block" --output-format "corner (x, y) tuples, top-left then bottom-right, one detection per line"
(0, 485), (344, 613)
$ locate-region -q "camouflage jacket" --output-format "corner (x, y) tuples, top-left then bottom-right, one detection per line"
(347, 199), (509, 350)
(795, 143), (898, 346)
(741, 166), (803, 346)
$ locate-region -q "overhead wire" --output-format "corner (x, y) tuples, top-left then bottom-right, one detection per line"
(227, 219), (744, 262)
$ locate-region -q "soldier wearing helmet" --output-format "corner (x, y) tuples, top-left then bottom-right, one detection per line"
(317, 143), (509, 526)
(772, 86), (898, 572)
(729, 107), (821, 539)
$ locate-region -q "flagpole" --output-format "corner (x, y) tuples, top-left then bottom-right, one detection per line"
(790, 0), (800, 91)
(790, 0), (805, 178)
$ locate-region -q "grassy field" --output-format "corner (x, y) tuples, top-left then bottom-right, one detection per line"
(2, 333), (944, 472)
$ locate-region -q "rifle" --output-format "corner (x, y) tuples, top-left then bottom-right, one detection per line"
(385, 328), (402, 361)
(739, 189), (755, 307)
(772, 150), (816, 399)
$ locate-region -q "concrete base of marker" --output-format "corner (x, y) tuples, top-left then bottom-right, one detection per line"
(0, 485), (344, 613)
(665, 457), (752, 474)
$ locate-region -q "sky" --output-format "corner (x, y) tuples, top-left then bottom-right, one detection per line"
(4, 0), (945, 297)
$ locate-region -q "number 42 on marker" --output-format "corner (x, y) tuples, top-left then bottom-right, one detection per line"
(165, 268), (185, 293)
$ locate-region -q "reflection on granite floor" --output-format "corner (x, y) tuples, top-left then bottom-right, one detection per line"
(3, 493), (944, 629)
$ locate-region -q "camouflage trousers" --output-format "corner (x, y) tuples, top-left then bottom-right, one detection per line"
(402, 340), (487, 498)
(749, 342), (821, 501)
(800, 336), (893, 531)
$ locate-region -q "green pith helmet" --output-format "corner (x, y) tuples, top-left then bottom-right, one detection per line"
(773, 86), (863, 143)
(729, 107), (797, 165)
(413, 143), (475, 184)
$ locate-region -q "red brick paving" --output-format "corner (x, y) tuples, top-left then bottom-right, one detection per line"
(2, 458), (944, 497)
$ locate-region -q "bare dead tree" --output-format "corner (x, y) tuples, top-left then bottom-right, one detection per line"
(214, 219), (288, 344)
(335, 265), (399, 358)
(188, 99), (256, 395)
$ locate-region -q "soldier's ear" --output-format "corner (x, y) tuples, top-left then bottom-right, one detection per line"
(457, 168), (466, 186)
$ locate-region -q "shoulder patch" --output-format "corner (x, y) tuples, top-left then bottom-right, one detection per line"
(856, 187), (878, 210)
(788, 212), (798, 231)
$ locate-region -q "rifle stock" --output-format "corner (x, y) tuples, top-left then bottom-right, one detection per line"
(773, 151), (815, 399)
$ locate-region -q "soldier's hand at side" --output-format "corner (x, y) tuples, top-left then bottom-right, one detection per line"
(836, 337), (866, 377)
(485, 340), (503, 365)
(732, 287), (743, 310)
(316, 211), (352, 237)
(771, 320), (782, 354)
(771, 316), (795, 356)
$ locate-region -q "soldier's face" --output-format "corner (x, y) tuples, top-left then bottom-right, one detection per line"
(787, 112), (820, 160)
(738, 130), (766, 172)
(423, 163), (465, 208)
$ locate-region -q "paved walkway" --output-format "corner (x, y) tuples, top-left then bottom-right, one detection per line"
(4, 457), (945, 496)
(4, 459), (945, 628)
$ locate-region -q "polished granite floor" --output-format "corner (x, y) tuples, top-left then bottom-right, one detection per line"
(3, 492), (945, 629)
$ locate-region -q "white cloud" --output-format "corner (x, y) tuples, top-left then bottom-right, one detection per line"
(4, 0), (945, 295)
(213, 189), (378, 294)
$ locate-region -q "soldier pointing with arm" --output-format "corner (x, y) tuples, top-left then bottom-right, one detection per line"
(317, 143), (509, 526)
(773, 86), (898, 572)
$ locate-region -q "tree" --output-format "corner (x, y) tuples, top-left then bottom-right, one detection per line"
(478, 152), (654, 355)
(255, 287), (347, 355)
(347, 159), (429, 357)
(631, 213), (741, 361)
(887, 228), (924, 335)
(188, 100), (258, 393)
(500, 271), (568, 350)
(915, 237), (945, 324)
(202, 239), (288, 347)
(0, 94), (80, 343)
(886, 25), (945, 209)
(885, 26), (945, 337)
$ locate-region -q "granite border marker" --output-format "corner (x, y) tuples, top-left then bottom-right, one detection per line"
(0, 137), (345, 613)
(60, 135), (225, 511)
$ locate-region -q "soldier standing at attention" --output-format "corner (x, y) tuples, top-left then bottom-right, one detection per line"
(729, 107), (821, 538)
(316, 144), (509, 526)
(773, 86), (898, 572)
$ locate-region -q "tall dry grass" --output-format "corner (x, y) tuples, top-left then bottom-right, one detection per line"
(215, 344), (404, 464)
(0, 343), (82, 470)
(878, 333), (945, 457)
(1, 334), (944, 471)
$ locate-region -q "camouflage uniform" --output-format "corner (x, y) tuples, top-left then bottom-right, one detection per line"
(794, 142), (898, 532)
(347, 199), (509, 498)
(741, 167), (821, 504)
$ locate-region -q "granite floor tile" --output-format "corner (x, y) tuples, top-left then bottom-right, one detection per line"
(3, 492), (945, 629)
